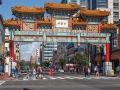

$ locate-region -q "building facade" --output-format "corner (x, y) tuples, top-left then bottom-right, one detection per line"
(61, 0), (88, 8)
(57, 42), (68, 61)
(0, 14), (5, 75)
(36, 47), (40, 64)
(15, 43), (21, 61)
(30, 53), (36, 64)
(88, 0), (120, 23)
(42, 42), (57, 62)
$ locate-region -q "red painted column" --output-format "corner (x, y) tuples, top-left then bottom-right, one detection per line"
(12, 41), (14, 62)
(86, 23), (88, 32)
(106, 43), (110, 62)
(10, 40), (14, 62)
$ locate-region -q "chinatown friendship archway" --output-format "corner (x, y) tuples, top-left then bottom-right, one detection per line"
(4, 2), (117, 74)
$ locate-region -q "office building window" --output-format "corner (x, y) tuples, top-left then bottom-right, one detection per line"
(113, 12), (119, 18)
(71, 0), (77, 4)
(113, 3), (119, 9)
(80, 0), (86, 6)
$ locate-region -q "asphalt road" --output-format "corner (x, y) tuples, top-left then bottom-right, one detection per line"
(0, 73), (120, 90)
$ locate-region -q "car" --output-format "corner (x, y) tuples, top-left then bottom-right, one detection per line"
(21, 68), (26, 73)
(58, 69), (65, 72)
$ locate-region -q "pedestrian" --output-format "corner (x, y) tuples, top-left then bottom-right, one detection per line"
(23, 66), (30, 80)
(96, 67), (100, 77)
(76, 67), (79, 74)
(38, 66), (43, 79)
(39, 67), (43, 79)
(88, 67), (91, 77)
(14, 66), (18, 80)
(70, 67), (72, 73)
(49, 68), (53, 76)
(32, 67), (36, 80)
(94, 66), (97, 74)
(84, 66), (88, 77)
(116, 66), (120, 77)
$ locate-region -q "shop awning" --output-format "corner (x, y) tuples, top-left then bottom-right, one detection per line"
(67, 42), (74, 49)
(111, 53), (119, 60)
(95, 55), (101, 61)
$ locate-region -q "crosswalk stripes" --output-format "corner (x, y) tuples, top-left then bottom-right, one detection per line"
(0, 81), (6, 85)
(22, 76), (120, 80)
(42, 76), (120, 80)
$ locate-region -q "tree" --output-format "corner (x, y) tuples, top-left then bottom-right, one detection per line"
(40, 61), (50, 68)
(72, 52), (89, 66)
(29, 63), (36, 68)
(58, 58), (66, 69)
(19, 61), (25, 69)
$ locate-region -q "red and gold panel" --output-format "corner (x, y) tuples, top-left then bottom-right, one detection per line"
(22, 22), (35, 31)
(87, 24), (98, 33)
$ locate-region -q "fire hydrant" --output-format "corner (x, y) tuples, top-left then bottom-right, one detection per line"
(111, 69), (114, 75)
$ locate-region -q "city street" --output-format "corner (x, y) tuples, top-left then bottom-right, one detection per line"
(0, 72), (120, 90)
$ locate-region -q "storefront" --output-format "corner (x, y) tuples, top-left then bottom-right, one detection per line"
(0, 14), (5, 75)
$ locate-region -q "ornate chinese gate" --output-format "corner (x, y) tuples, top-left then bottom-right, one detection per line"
(4, 2), (117, 74)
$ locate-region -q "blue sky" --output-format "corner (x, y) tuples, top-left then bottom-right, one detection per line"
(0, 0), (61, 60)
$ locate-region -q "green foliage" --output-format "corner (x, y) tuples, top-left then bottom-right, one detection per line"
(71, 52), (89, 66)
(29, 63), (36, 68)
(58, 58), (66, 69)
(40, 61), (50, 68)
(19, 61), (25, 69)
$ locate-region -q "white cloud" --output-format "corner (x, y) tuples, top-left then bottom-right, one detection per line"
(20, 42), (41, 61)
(23, 55), (29, 60)
(23, 51), (31, 54)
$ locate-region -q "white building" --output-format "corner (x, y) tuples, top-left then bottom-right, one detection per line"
(88, 0), (120, 23)
(42, 42), (57, 62)
(36, 47), (40, 64)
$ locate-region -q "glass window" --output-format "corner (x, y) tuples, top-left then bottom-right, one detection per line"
(113, 3), (119, 9)
(71, 0), (77, 4)
(113, 12), (119, 18)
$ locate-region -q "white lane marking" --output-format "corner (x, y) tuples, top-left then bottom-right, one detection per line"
(56, 77), (65, 79)
(43, 78), (47, 80)
(0, 81), (6, 85)
(49, 77), (57, 79)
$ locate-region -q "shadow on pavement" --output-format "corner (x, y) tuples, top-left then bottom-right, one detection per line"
(23, 88), (30, 90)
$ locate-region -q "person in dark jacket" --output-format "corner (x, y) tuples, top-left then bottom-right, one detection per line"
(84, 66), (88, 77)
(14, 66), (18, 79)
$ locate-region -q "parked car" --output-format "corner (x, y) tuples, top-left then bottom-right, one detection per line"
(21, 68), (26, 73)
(58, 69), (65, 72)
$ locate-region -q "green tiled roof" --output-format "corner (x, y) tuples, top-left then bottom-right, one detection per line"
(66, 42), (74, 49)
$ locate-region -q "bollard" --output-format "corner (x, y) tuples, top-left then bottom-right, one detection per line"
(111, 69), (114, 75)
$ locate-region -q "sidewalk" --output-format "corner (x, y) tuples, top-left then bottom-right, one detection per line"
(0, 74), (15, 80)
(63, 72), (118, 77)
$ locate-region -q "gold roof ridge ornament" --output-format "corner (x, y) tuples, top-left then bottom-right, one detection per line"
(11, 5), (46, 13)
(80, 9), (110, 16)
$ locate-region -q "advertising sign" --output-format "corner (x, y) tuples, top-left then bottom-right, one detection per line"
(56, 20), (68, 28)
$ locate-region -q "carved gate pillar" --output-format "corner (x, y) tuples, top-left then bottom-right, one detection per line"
(103, 34), (112, 75)
(106, 43), (110, 62)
